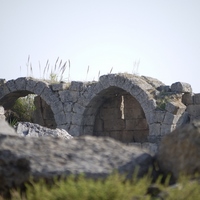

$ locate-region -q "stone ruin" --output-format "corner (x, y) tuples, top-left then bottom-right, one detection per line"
(0, 73), (199, 151)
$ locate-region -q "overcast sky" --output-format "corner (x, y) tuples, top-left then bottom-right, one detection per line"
(1, 0), (199, 92)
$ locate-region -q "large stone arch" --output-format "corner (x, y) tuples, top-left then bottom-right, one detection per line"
(80, 74), (158, 142)
(0, 77), (63, 128)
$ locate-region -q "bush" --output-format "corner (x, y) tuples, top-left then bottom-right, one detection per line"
(11, 94), (36, 123)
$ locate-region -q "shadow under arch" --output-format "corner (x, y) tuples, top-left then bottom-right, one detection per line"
(0, 77), (58, 128)
(81, 86), (149, 143)
(80, 74), (159, 143)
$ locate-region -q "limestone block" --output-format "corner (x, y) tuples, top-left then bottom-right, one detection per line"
(149, 110), (165, 124)
(73, 103), (85, 114)
(51, 83), (69, 91)
(69, 124), (81, 136)
(40, 87), (53, 105)
(157, 85), (170, 92)
(171, 82), (192, 93)
(64, 102), (73, 112)
(187, 104), (200, 117)
(165, 101), (186, 115)
(26, 79), (37, 91)
(71, 113), (82, 125)
(100, 108), (121, 120)
(148, 135), (162, 143)
(163, 112), (180, 125)
(51, 100), (64, 114)
(83, 115), (95, 126)
(15, 77), (27, 90)
(34, 81), (47, 95)
(182, 93), (194, 105)
(6, 80), (17, 92)
(59, 90), (79, 103)
(54, 111), (67, 125)
(193, 93), (200, 104)
(104, 119), (125, 131)
(69, 81), (83, 91)
(149, 123), (161, 135)
(99, 75), (111, 88)
(110, 131), (123, 141)
(92, 82), (104, 95)
(160, 124), (176, 135)
(64, 113), (72, 124)
(141, 99), (157, 114)
(136, 91), (149, 104)
(129, 84), (142, 97)
(0, 84), (10, 98)
(125, 119), (148, 130)
(176, 112), (190, 127)
(132, 130), (148, 142)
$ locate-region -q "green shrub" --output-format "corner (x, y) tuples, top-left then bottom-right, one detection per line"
(12, 94), (36, 123)
(1, 173), (200, 200)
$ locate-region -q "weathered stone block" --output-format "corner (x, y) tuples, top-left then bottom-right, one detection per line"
(73, 103), (85, 114)
(149, 123), (161, 135)
(59, 90), (79, 103)
(165, 101), (186, 115)
(126, 119), (148, 130)
(54, 111), (67, 125)
(193, 93), (200, 104)
(26, 79), (37, 91)
(51, 83), (69, 91)
(187, 105), (200, 117)
(15, 77), (27, 90)
(182, 93), (194, 105)
(104, 119), (125, 131)
(160, 124), (176, 135)
(71, 113), (82, 125)
(6, 80), (17, 92)
(34, 81), (47, 95)
(171, 82), (192, 93)
(149, 110), (165, 124)
(69, 81), (83, 91)
(69, 124), (81, 136)
(0, 85), (10, 98)
(51, 100), (64, 114)
(163, 112), (180, 125)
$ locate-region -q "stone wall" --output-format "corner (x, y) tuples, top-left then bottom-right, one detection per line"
(0, 74), (199, 151)
(93, 91), (149, 143)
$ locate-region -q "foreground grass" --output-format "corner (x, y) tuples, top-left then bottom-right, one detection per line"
(1, 173), (200, 200)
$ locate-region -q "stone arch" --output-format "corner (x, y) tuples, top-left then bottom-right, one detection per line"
(80, 74), (157, 142)
(0, 77), (62, 128)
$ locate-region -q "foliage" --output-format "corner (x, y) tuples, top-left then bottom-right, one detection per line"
(12, 94), (36, 123)
(0, 173), (200, 200)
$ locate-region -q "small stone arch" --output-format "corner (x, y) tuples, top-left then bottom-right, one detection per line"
(0, 77), (62, 128)
(80, 74), (157, 143)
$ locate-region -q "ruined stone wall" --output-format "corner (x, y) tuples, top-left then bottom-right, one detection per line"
(0, 74), (199, 153)
(33, 96), (56, 129)
(94, 92), (149, 143)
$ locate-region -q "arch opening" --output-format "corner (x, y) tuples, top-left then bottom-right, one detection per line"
(0, 90), (56, 129)
(82, 86), (149, 143)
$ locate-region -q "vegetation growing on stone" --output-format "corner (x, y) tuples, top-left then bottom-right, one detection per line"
(8, 94), (36, 125)
(1, 173), (200, 200)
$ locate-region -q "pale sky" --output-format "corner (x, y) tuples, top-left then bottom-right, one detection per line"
(0, 0), (200, 92)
